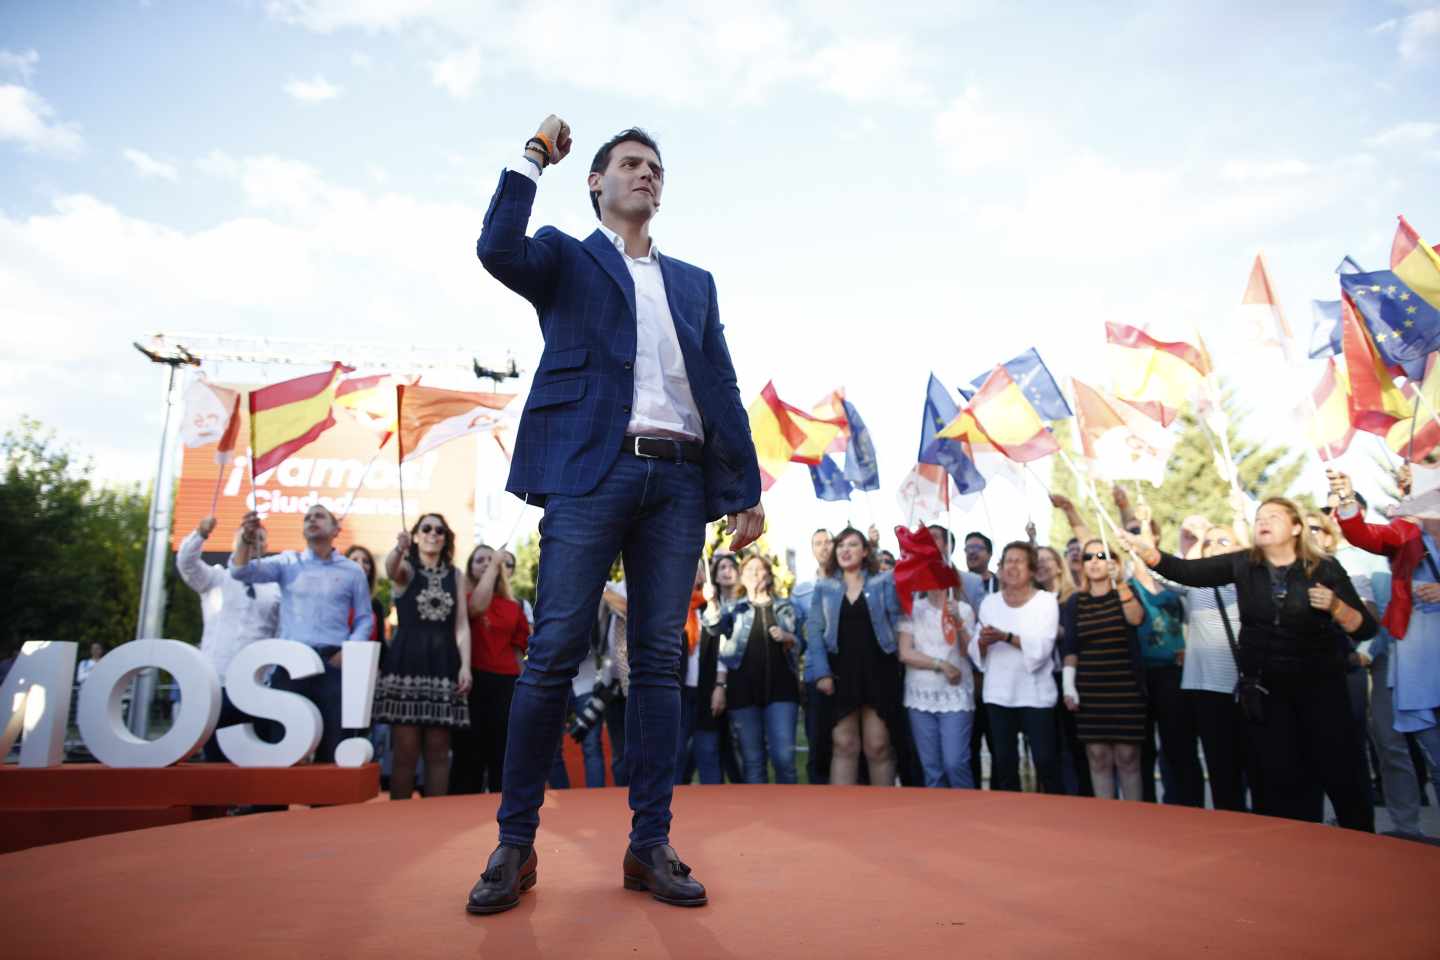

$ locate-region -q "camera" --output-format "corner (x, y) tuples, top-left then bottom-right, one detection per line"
(568, 679), (621, 742)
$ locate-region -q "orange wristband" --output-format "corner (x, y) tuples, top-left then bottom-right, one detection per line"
(532, 131), (556, 162)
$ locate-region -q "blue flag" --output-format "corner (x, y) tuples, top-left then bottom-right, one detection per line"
(809, 454), (853, 501)
(1308, 300), (1343, 359)
(841, 399), (879, 491)
(918, 374), (985, 494)
(1337, 255), (1363, 275)
(969, 347), (1072, 419)
(1340, 270), (1440, 381)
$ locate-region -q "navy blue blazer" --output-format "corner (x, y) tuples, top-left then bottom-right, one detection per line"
(476, 170), (760, 521)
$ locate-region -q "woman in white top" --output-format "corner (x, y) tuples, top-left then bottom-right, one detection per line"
(898, 578), (976, 788)
(1177, 524), (1248, 812)
(967, 540), (1062, 793)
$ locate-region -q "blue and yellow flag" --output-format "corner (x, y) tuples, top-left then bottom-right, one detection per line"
(1339, 269), (1440, 381)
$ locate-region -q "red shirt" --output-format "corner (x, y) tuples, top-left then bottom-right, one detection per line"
(470, 593), (530, 676)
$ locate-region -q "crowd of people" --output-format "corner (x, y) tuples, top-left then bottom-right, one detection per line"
(141, 467), (1440, 839)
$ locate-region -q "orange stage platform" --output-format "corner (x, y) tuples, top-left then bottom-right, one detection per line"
(5, 785), (1438, 958)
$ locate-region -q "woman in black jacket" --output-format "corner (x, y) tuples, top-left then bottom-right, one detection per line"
(1120, 497), (1376, 831)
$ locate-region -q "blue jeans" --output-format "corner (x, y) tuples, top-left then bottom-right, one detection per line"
(908, 708), (975, 788)
(728, 702), (799, 784)
(496, 454), (706, 849)
(675, 686), (698, 784)
(691, 728), (724, 784)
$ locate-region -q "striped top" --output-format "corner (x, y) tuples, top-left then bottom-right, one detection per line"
(1179, 584), (1240, 695)
(1072, 591), (1145, 743)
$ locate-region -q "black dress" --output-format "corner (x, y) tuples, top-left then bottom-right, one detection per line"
(833, 592), (902, 724)
(373, 564), (470, 728)
(727, 602), (800, 710)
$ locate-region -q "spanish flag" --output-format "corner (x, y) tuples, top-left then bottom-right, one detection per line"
(1391, 215), (1440, 313)
(248, 363), (351, 475)
(335, 373), (414, 446)
(942, 365), (1058, 462)
(782, 400), (847, 465)
(1341, 295), (1410, 436)
(747, 381), (806, 490)
(1386, 355), (1440, 462)
(1308, 358), (1354, 461)
(1105, 322), (1210, 410)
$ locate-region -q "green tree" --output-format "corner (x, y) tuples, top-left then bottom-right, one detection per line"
(1, 418), (155, 655)
(1051, 387), (1308, 554)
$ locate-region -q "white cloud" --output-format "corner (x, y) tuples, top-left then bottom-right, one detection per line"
(284, 74), (343, 102)
(429, 47), (485, 99)
(0, 48), (38, 83)
(0, 84), (82, 153)
(1399, 6), (1440, 62)
(122, 147), (179, 181)
(195, 148), (241, 178)
(349, 51), (373, 69)
(933, 86), (1028, 175)
(1366, 120), (1440, 146)
(1220, 158), (1312, 181)
(275, 1), (928, 107)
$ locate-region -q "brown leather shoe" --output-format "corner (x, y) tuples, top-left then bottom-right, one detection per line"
(622, 844), (708, 906)
(466, 844), (537, 915)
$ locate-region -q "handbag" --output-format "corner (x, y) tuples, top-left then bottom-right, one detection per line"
(1213, 587), (1267, 725)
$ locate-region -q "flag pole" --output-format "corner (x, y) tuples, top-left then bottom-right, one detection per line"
(339, 445), (385, 524)
(209, 465), (225, 516)
(1408, 392), (1421, 464)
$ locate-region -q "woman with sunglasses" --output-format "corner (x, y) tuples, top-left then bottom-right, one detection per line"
(1059, 541), (1148, 800)
(376, 513), (472, 800)
(1120, 498), (1377, 830)
(451, 542), (531, 794)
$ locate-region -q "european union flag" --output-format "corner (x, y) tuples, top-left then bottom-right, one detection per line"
(1308, 300), (1343, 359)
(1340, 270), (1440, 381)
(809, 454), (853, 501)
(841, 399), (879, 491)
(919, 374), (985, 494)
(969, 347), (1071, 419)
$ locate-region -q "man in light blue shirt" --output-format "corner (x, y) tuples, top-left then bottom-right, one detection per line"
(230, 504), (373, 763)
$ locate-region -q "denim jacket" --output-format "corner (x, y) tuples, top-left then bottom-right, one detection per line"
(705, 597), (799, 673)
(805, 572), (903, 683)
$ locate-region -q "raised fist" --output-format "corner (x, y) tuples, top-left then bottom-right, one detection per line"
(197, 515), (217, 539)
(396, 530), (413, 553)
(532, 115), (573, 165)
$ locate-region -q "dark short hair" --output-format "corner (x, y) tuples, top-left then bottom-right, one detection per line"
(964, 532), (993, 554)
(589, 127), (662, 220)
(812, 527), (832, 538)
(927, 524), (955, 553)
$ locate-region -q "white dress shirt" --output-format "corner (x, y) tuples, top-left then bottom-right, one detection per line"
(176, 531), (281, 680)
(509, 158), (704, 442)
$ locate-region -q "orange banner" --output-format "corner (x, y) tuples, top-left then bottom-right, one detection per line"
(171, 385), (477, 561)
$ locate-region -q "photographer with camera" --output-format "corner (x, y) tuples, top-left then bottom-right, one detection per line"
(1119, 496), (1376, 831)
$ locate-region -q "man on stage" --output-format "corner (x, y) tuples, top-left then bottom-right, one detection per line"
(466, 115), (763, 914)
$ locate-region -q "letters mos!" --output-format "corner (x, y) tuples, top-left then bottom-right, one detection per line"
(2, 639), (381, 768)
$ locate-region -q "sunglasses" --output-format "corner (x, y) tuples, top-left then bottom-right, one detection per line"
(1307, 524), (1325, 534)
(1082, 551), (1110, 561)
(1204, 537), (1233, 548)
(419, 523), (446, 535)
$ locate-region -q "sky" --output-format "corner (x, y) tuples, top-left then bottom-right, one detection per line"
(2, 0), (1439, 567)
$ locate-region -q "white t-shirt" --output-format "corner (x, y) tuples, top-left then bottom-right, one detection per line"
(968, 590), (1059, 708)
(900, 593), (976, 712)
